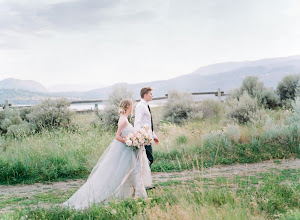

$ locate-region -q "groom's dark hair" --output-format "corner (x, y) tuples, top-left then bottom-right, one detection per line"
(140, 87), (153, 98)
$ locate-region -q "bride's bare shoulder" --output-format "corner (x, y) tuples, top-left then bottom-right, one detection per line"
(118, 116), (129, 128)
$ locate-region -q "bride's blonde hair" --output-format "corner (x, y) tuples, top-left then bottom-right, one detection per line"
(119, 99), (133, 114)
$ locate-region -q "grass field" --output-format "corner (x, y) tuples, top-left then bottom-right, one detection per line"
(0, 108), (299, 185)
(0, 167), (299, 219)
(0, 107), (299, 219)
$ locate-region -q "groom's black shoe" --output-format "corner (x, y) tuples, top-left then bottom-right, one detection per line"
(145, 186), (156, 190)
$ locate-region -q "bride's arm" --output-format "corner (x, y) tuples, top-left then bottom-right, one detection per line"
(115, 119), (127, 143)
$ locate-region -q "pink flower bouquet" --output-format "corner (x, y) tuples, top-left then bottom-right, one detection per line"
(124, 124), (153, 148)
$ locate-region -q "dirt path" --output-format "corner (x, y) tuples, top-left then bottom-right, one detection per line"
(1, 158), (299, 198)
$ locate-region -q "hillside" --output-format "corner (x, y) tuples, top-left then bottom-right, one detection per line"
(79, 55), (300, 99)
(0, 89), (56, 105)
(1, 55), (300, 104)
(0, 78), (48, 93)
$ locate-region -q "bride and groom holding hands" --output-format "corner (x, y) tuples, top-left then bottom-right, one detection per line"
(63, 87), (159, 209)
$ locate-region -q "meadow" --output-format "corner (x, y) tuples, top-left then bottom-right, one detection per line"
(1, 106), (299, 185)
(1, 75), (300, 219)
(0, 106), (299, 219)
(0, 165), (299, 219)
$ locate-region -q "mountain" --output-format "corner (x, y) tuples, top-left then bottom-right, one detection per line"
(0, 89), (54, 105)
(78, 55), (300, 99)
(48, 83), (108, 92)
(1, 55), (300, 104)
(0, 78), (48, 93)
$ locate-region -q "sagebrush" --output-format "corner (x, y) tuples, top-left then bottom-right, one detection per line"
(98, 85), (135, 130)
(225, 91), (264, 124)
(26, 98), (74, 132)
(229, 76), (280, 109)
(277, 74), (300, 107)
(162, 90), (202, 124)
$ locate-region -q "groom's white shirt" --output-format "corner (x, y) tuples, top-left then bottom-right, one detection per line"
(134, 99), (157, 139)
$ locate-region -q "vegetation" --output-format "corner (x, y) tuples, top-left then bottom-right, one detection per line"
(0, 108), (24, 135)
(161, 90), (202, 124)
(0, 98), (74, 137)
(277, 74), (300, 107)
(1, 74), (300, 218)
(1, 104), (299, 184)
(97, 85), (135, 130)
(229, 76), (280, 109)
(1, 169), (299, 219)
(197, 98), (224, 120)
(225, 91), (263, 124)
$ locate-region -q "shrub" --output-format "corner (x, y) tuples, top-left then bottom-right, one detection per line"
(262, 102), (300, 156)
(203, 130), (233, 156)
(223, 124), (240, 143)
(100, 85), (135, 130)
(197, 99), (224, 119)
(225, 91), (263, 124)
(6, 122), (35, 137)
(0, 108), (23, 134)
(19, 107), (33, 121)
(261, 88), (281, 109)
(26, 98), (74, 132)
(287, 97), (300, 126)
(162, 90), (202, 124)
(0, 99), (73, 136)
(277, 74), (300, 107)
(229, 76), (280, 109)
(240, 76), (265, 97)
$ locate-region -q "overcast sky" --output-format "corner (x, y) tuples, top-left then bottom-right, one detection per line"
(0, 0), (300, 89)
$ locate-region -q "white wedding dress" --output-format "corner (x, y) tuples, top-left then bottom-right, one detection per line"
(62, 124), (152, 210)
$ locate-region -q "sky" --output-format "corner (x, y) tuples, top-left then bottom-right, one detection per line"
(0, 0), (300, 91)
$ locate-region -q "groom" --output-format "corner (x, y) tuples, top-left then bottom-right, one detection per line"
(134, 87), (159, 167)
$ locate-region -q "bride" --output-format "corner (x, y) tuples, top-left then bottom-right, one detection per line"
(62, 99), (152, 210)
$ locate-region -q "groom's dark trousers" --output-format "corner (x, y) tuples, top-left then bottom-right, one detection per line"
(145, 144), (154, 166)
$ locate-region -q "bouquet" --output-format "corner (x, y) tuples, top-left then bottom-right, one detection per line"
(124, 124), (153, 148)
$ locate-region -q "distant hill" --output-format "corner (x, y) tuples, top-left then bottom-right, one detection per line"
(1, 55), (300, 104)
(0, 89), (53, 104)
(0, 78), (48, 93)
(48, 83), (107, 92)
(78, 55), (300, 99)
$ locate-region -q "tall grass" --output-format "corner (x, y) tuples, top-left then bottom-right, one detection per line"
(0, 114), (113, 184)
(1, 109), (299, 185)
(1, 169), (299, 219)
(151, 117), (300, 172)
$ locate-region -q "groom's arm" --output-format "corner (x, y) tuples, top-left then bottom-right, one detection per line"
(134, 105), (143, 130)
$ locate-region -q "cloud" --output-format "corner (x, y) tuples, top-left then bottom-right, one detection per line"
(0, 0), (163, 49)
(0, 0), (300, 86)
(0, 0), (160, 33)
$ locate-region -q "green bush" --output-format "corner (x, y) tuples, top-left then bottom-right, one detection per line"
(0, 108), (25, 135)
(291, 97), (300, 119)
(197, 99), (224, 119)
(226, 91), (264, 124)
(6, 122), (35, 137)
(286, 97), (300, 128)
(223, 124), (240, 143)
(19, 107), (33, 121)
(26, 98), (74, 132)
(162, 90), (202, 124)
(153, 116), (300, 172)
(0, 99), (74, 137)
(262, 88), (281, 109)
(99, 85), (135, 130)
(230, 76), (280, 109)
(277, 74), (300, 107)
